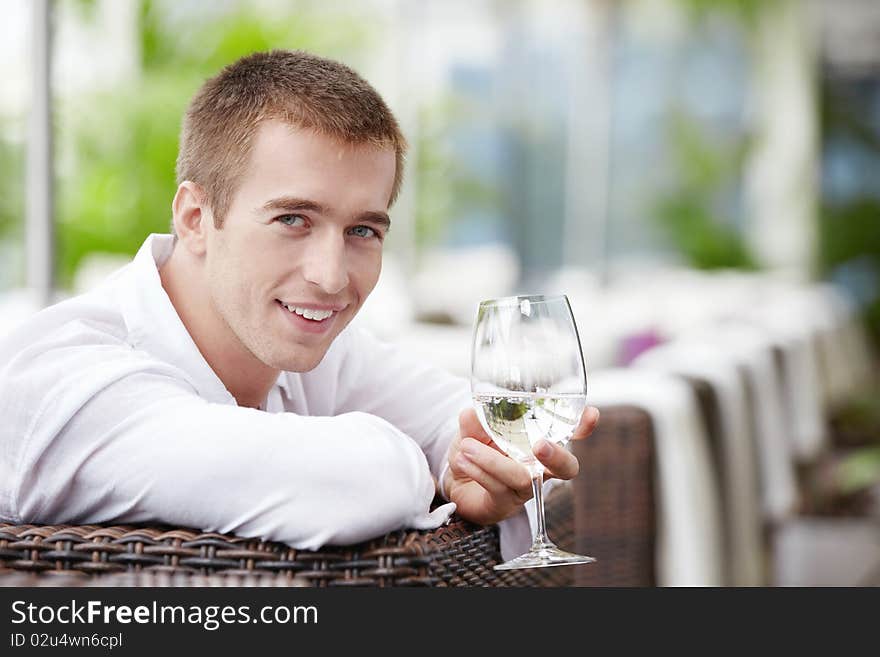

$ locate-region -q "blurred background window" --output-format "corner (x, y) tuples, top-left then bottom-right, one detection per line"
(0, 0), (877, 348)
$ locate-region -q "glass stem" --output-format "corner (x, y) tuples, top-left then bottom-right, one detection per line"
(531, 474), (550, 546)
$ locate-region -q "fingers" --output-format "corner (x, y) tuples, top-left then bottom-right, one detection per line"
(449, 437), (533, 501)
(533, 439), (579, 480)
(453, 405), (600, 490)
(571, 406), (600, 442)
(533, 406), (600, 480)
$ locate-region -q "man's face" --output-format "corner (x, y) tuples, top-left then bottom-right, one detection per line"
(202, 120), (395, 372)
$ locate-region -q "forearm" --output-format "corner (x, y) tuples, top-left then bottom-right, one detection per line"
(19, 377), (437, 548)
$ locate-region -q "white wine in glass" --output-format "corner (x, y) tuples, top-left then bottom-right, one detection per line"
(471, 294), (595, 570)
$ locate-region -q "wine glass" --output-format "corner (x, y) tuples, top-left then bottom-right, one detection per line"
(471, 294), (595, 570)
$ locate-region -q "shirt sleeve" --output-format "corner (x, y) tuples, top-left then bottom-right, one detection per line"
(329, 327), (473, 481)
(13, 346), (442, 550)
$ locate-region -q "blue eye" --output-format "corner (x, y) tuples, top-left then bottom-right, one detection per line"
(277, 214), (306, 227)
(349, 225), (377, 239)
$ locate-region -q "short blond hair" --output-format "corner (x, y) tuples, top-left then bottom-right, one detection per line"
(176, 50), (407, 225)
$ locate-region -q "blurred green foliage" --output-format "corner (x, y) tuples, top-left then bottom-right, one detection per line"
(414, 95), (500, 250)
(413, 99), (460, 249)
(54, 0), (374, 287)
(818, 80), (880, 349)
(0, 124), (25, 244)
(0, 123), (26, 289)
(652, 113), (757, 270)
(818, 198), (880, 347)
(650, 0), (762, 271)
(838, 447), (880, 495)
(676, 0), (764, 32)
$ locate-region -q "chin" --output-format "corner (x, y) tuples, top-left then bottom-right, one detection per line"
(267, 350), (326, 374)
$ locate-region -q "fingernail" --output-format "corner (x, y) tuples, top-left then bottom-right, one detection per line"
(461, 439), (477, 457)
(534, 440), (552, 459)
(591, 407), (600, 423)
(456, 453), (471, 469)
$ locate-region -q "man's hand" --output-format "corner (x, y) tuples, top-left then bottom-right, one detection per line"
(442, 406), (600, 526)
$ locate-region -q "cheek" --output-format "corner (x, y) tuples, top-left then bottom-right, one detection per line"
(352, 250), (382, 296)
(207, 252), (261, 316)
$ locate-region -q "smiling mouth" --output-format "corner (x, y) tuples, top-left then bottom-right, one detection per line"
(275, 300), (338, 322)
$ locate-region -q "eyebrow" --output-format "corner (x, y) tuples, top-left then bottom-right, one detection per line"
(260, 196), (391, 230)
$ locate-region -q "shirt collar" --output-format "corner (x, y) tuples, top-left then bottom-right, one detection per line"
(118, 234), (238, 405)
(274, 370), (294, 397)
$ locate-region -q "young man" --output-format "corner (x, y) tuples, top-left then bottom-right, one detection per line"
(0, 50), (597, 558)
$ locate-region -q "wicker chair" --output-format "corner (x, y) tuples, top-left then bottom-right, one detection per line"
(0, 405), (656, 587)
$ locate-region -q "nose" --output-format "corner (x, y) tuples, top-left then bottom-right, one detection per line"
(301, 232), (350, 295)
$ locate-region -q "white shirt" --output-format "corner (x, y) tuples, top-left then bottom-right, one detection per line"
(0, 234), (531, 557)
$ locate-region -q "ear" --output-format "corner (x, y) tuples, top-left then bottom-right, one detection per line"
(171, 181), (212, 256)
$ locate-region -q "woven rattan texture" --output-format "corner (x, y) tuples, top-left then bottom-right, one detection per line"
(0, 570), (310, 587)
(0, 519), (551, 587)
(569, 405), (657, 586)
(0, 405), (658, 586)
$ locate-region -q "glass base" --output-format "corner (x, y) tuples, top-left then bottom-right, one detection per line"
(494, 539), (596, 571)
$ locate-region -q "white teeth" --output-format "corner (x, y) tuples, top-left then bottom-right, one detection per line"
(282, 303), (333, 321)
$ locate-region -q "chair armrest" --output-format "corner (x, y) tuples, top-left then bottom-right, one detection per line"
(0, 515), (566, 587)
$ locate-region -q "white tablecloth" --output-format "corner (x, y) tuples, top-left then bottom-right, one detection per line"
(633, 339), (764, 586)
(588, 368), (724, 587)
